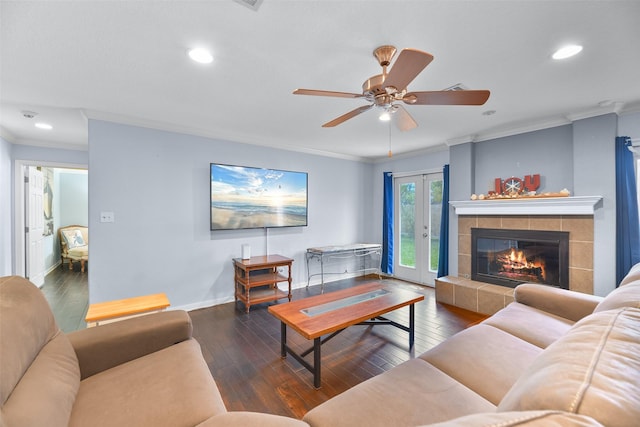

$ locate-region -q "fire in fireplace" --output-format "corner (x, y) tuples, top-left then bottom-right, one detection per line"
(471, 228), (569, 289)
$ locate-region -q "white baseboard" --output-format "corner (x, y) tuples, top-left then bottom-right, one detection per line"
(173, 275), (377, 313)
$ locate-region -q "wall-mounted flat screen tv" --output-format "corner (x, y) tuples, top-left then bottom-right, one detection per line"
(210, 163), (308, 230)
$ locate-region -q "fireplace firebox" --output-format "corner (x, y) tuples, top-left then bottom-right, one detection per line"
(471, 228), (569, 289)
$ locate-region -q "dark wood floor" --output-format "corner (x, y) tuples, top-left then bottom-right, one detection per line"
(43, 270), (486, 419)
(42, 264), (89, 332)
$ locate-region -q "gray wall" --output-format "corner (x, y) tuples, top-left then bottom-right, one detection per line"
(88, 120), (375, 309)
(12, 144), (88, 165)
(58, 170), (88, 226)
(474, 125), (574, 195)
(619, 112), (640, 138)
(0, 137), (12, 276)
(572, 114), (617, 296)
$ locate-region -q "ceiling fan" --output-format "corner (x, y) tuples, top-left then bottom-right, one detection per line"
(293, 45), (490, 131)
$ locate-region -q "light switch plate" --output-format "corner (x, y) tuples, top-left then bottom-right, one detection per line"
(100, 211), (114, 223)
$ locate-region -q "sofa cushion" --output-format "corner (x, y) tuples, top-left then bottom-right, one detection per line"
(420, 324), (542, 405)
(424, 410), (604, 426)
(67, 245), (89, 258)
(302, 358), (495, 427)
(498, 308), (640, 427)
(0, 276), (80, 427)
(69, 339), (226, 427)
(482, 302), (574, 348)
(62, 228), (87, 249)
(513, 283), (602, 322)
(594, 280), (640, 313)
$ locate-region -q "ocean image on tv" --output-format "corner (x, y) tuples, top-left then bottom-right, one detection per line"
(211, 164), (308, 230)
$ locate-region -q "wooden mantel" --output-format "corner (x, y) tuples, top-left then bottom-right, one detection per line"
(450, 196), (603, 216)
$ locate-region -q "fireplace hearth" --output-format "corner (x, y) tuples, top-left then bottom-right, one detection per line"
(471, 228), (569, 289)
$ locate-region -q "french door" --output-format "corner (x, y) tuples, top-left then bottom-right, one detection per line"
(393, 173), (443, 285)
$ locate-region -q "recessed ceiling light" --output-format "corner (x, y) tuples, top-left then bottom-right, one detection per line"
(35, 122), (53, 130)
(188, 48), (213, 64)
(552, 45), (583, 60)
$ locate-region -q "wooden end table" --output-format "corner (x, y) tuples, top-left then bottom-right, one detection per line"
(233, 254), (293, 313)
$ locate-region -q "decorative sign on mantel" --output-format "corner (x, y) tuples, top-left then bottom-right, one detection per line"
(471, 173), (570, 200)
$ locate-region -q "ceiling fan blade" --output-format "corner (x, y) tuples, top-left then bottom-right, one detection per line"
(394, 105), (418, 132)
(293, 88), (364, 98)
(404, 90), (490, 105)
(322, 105), (373, 127)
(383, 49), (434, 91)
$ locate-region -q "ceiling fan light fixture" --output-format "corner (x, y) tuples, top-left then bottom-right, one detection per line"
(552, 45), (583, 60)
(379, 111), (391, 122)
(188, 48), (213, 64)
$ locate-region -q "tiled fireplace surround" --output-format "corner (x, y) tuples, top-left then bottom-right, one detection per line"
(435, 212), (595, 315)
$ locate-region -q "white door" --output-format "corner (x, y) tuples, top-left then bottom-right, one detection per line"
(26, 166), (45, 287)
(393, 173), (443, 285)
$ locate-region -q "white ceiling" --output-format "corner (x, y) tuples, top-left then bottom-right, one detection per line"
(1, 0), (640, 161)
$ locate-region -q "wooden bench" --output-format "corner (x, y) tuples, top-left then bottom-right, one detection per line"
(85, 293), (170, 327)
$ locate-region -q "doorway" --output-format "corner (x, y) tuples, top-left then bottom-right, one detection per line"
(393, 172), (443, 286)
(14, 160), (88, 280)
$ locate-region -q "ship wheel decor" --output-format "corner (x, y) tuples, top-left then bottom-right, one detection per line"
(503, 177), (524, 195)
(293, 45), (491, 131)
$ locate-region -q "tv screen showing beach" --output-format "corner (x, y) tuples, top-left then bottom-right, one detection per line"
(210, 164), (308, 230)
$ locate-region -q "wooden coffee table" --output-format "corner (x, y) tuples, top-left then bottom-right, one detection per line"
(268, 282), (424, 388)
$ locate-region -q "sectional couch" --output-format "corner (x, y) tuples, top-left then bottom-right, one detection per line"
(2, 263), (639, 427)
(302, 263), (640, 427)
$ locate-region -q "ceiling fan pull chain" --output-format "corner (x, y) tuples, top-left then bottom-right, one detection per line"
(388, 121), (393, 158)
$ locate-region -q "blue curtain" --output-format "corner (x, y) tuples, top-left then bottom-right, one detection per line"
(382, 172), (393, 274)
(615, 136), (640, 285)
(437, 164), (450, 278)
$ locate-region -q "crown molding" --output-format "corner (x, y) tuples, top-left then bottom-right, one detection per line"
(83, 109), (370, 163)
(442, 105), (638, 150)
(565, 102), (625, 122)
(475, 117), (572, 143)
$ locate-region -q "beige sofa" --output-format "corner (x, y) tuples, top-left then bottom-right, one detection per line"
(303, 264), (640, 427)
(0, 275), (307, 427)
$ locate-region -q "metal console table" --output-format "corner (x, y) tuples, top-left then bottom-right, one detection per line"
(306, 243), (382, 291)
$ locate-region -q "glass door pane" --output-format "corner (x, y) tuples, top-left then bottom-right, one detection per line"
(399, 181), (416, 268)
(429, 178), (443, 272)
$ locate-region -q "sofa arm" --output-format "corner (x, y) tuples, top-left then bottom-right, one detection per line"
(68, 310), (193, 379)
(196, 412), (309, 427)
(514, 283), (603, 322)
